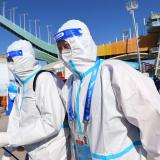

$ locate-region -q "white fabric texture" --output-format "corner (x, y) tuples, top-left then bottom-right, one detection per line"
(6, 40), (70, 160)
(58, 20), (160, 160)
(1, 155), (11, 160)
(0, 132), (9, 148)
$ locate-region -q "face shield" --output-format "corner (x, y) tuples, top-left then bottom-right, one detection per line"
(55, 20), (97, 75)
(6, 50), (23, 73)
(55, 28), (82, 62)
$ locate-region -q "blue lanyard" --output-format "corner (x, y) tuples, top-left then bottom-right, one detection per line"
(83, 59), (101, 122)
(68, 77), (74, 121)
(68, 59), (102, 123)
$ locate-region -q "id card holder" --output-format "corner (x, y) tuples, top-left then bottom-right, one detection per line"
(74, 133), (92, 160)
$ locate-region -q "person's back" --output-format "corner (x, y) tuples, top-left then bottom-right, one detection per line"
(55, 20), (160, 160)
(0, 40), (70, 160)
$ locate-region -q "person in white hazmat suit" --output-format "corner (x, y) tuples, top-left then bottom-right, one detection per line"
(54, 19), (160, 160)
(0, 40), (70, 160)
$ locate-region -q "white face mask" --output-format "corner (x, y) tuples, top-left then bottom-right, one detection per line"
(60, 49), (72, 63)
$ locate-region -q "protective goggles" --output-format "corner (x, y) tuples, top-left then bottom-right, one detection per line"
(55, 28), (82, 42)
(7, 50), (23, 59)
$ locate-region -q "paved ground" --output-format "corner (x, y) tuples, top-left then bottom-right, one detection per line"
(0, 107), (26, 160)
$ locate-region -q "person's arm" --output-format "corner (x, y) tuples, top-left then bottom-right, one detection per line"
(111, 61), (160, 159)
(8, 72), (65, 146)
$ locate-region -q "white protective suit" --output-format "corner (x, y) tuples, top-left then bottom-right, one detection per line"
(0, 40), (70, 160)
(55, 20), (160, 160)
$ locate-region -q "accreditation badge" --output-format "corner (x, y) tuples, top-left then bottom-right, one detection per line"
(74, 133), (92, 160)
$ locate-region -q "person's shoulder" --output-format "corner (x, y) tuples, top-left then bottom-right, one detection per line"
(36, 71), (53, 81)
(100, 59), (126, 72)
(35, 70), (64, 90)
(102, 59), (141, 71)
(35, 71), (61, 89)
(101, 59), (126, 67)
(100, 59), (143, 80)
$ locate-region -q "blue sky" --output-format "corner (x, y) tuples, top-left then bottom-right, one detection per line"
(0, 0), (160, 53)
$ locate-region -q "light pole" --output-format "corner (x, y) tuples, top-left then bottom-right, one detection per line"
(2, 1), (6, 17)
(19, 14), (22, 27)
(22, 13), (28, 30)
(9, 8), (12, 21)
(49, 31), (52, 44)
(29, 20), (33, 33)
(38, 25), (41, 39)
(34, 19), (40, 38)
(122, 33), (125, 41)
(46, 25), (52, 43)
(12, 7), (17, 24)
(125, 31), (129, 41)
(143, 18), (146, 35)
(126, 0), (142, 72)
(122, 31), (128, 41)
(129, 28), (132, 39)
